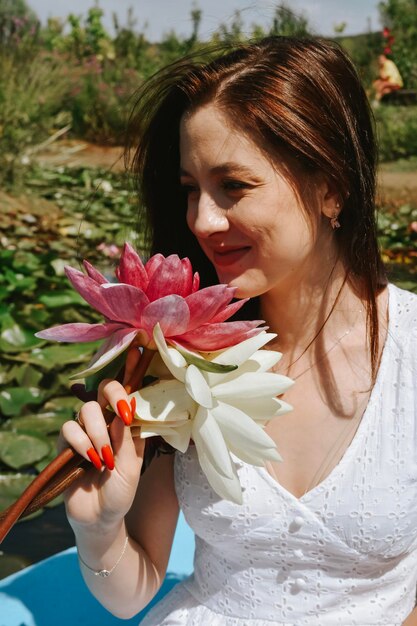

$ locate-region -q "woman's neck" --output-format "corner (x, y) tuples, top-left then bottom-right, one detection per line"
(259, 258), (363, 360)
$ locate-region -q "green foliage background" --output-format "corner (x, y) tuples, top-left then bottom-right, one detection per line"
(0, 0), (416, 186)
(0, 1), (416, 526)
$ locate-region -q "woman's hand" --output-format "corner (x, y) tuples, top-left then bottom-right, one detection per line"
(59, 357), (145, 532)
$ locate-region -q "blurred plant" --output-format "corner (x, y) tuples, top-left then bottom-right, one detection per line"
(379, 0), (417, 88)
(66, 7), (115, 61)
(268, 3), (311, 37)
(375, 105), (417, 161)
(0, 0), (38, 48)
(0, 32), (70, 185)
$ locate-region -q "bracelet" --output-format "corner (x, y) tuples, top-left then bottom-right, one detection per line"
(77, 536), (129, 578)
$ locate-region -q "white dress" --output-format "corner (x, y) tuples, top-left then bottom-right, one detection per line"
(140, 284), (417, 625)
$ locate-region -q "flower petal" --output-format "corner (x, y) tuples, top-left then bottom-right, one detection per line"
(146, 352), (172, 379)
(132, 379), (196, 422)
(116, 243), (148, 290)
(227, 441), (281, 465)
(153, 324), (186, 382)
(212, 372), (294, 400)
(208, 298), (247, 323)
(211, 401), (282, 462)
(70, 328), (138, 379)
(184, 285), (235, 331)
(100, 283), (149, 325)
(65, 266), (116, 319)
(180, 258), (194, 296)
(146, 255), (191, 300)
(35, 322), (122, 343)
(212, 332), (277, 367)
(83, 260), (108, 284)
(142, 295), (190, 337)
(139, 421), (192, 453)
(193, 429), (243, 504)
(228, 397), (293, 421)
(185, 365), (213, 409)
(179, 321), (264, 351)
(192, 406), (234, 479)
(204, 347), (281, 388)
(192, 272), (200, 292)
(144, 254), (164, 282)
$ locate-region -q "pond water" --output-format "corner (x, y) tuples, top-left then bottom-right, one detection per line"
(0, 505), (74, 579)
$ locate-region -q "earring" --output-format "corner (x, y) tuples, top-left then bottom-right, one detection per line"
(330, 205), (341, 230)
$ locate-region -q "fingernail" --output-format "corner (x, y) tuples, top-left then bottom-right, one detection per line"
(130, 396), (136, 417)
(87, 447), (102, 470)
(116, 399), (132, 426)
(101, 445), (115, 471)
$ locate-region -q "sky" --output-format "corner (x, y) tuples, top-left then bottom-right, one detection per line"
(27, 0), (383, 40)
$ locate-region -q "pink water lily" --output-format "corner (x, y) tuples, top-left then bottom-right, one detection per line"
(36, 244), (263, 377)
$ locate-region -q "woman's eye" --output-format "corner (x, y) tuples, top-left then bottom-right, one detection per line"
(222, 180), (250, 191)
(180, 183), (199, 195)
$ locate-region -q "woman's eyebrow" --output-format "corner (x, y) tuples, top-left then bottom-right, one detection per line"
(179, 163), (259, 178)
(211, 163), (255, 177)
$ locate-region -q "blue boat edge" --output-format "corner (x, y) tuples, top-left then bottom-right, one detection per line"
(0, 512), (195, 626)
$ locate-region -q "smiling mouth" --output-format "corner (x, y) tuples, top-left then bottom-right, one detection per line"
(212, 247), (251, 267)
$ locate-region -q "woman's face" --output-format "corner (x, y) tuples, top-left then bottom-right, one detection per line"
(180, 104), (336, 299)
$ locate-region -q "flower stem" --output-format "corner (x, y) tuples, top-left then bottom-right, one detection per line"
(0, 348), (156, 543)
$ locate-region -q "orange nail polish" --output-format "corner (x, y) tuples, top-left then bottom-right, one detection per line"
(130, 396), (136, 417)
(116, 399), (132, 425)
(101, 445), (115, 471)
(87, 447), (102, 470)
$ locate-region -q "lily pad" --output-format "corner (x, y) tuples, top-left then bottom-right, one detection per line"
(0, 314), (44, 353)
(0, 432), (51, 469)
(38, 290), (90, 308)
(0, 387), (45, 417)
(4, 412), (68, 435)
(0, 473), (35, 511)
(14, 364), (43, 388)
(7, 342), (99, 370)
(43, 396), (80, 413)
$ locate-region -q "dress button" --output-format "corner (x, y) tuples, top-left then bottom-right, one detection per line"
(294, 577), (307, 591)
(293, 549), (304, 559)
(294, 516), (304, 527)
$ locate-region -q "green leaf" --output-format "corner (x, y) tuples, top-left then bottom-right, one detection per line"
(14, 364), (43, 388)
(42, 396), (80, 417)
(0, 314), (44, 353)
(0, 473), (34, 511)
(395, 281), (417, 293)
(176, 345), (238, 374)
(38, 290), (90, 308)
(4, 412), (68, 435)
(7, 342), (99, 370)
(34, 437), (61, 472)
(0, 432), (51, 469)
(12, 251), (41, 273)
(0, 387), (45, 417)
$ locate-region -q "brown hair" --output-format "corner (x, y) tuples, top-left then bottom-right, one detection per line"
(127, 36), (386, 377)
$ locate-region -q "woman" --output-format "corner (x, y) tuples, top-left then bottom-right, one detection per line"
(60, 37), (417, 624)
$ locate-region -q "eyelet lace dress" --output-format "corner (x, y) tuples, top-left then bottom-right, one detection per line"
(140, 284), (417, 626)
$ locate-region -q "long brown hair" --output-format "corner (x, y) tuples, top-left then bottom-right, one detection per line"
(126, 36), (386, 377)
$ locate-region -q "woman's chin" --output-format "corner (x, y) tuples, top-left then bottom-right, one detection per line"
(223, 276), (265, 300)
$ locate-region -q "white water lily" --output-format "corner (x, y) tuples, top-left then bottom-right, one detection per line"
(130, 324), (294, 504)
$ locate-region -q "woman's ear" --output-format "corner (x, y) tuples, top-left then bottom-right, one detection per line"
(320, 184), (340, 220)
(316, 178), (342, 230)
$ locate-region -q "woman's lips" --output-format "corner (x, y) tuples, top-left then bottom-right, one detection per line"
(212, 247), (251, 267)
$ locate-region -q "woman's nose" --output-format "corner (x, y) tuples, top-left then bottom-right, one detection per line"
(188, 193), (229, 238)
